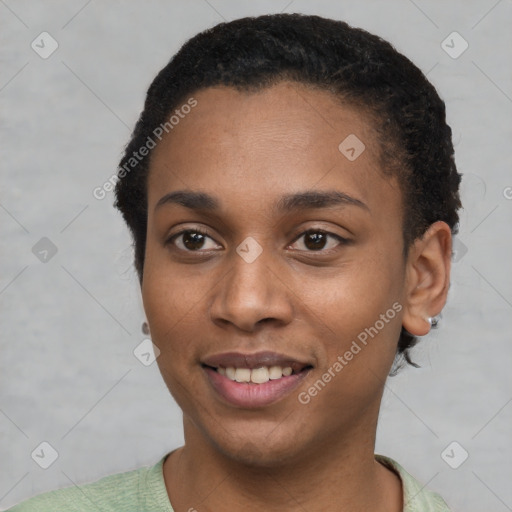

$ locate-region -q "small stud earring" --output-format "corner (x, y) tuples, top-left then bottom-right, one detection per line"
(428, 314), (441, 329)
(142, 321), (150, 335)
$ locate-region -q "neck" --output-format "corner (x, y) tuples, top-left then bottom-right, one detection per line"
(163, 416), (402, 512)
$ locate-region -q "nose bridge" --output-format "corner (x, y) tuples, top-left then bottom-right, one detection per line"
(211, 238), (292, 330)
(226, 242), (273, 306)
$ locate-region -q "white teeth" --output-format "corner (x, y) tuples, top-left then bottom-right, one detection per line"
(251, 367), (269, 384)
(269, 365), (283, 380)
(234, 368), (251, 383)
(218, 365), (296, 383)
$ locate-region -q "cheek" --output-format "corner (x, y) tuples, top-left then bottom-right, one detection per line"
(142, 261), (208, 407)
(296, 273), (403, 415)
(301, 254), (402, 333)
(294, 253), (404, 390)
(141, 247), (200, 358)
(142, 236), (201, 321)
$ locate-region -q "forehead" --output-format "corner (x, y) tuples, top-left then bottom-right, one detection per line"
(147, 82), (401, 218)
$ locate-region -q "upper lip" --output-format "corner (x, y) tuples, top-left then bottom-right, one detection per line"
(202, 351), (313, 373)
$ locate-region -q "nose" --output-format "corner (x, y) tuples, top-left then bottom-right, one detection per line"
(210, 247), (294, 332)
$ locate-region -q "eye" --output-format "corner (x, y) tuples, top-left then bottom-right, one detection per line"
(166, 228), (221, 252)
(166, 227), (349, 254)
(289, 229), (348, 252)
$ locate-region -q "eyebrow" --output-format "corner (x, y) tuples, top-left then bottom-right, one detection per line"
(155, 189), (369, 214)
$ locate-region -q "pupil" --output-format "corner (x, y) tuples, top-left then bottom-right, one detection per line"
(305, 232), (326, 250)
(184, 232), (205, 250)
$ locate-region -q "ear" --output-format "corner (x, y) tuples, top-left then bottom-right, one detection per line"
(402, 221), (452, 336)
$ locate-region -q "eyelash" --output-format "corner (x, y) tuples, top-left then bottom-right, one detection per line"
(165, 227), (349, 254)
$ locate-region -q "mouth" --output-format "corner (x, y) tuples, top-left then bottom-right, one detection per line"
(201, 351), (313, 408)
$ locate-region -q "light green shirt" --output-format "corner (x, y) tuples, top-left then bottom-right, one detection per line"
(7, 453), (451, 511)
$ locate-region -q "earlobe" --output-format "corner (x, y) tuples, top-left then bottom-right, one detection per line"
(402, 221), (452, 337)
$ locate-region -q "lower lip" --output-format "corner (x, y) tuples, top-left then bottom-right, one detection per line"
(203, 366), (310, 409)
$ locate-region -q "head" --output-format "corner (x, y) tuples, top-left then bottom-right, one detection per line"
(114, 14), (461, 463)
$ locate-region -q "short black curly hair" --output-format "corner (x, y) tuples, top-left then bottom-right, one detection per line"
(114, 13), (461, 370)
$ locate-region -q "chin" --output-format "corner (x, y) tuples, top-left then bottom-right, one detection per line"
(210, 427), (308, 469)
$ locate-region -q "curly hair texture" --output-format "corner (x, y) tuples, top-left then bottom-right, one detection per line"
(114, 13), (461, 370)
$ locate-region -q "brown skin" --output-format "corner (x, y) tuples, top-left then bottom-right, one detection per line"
(141, 82), (452, 511)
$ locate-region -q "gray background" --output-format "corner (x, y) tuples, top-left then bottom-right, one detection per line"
(1, 1), (511, 510)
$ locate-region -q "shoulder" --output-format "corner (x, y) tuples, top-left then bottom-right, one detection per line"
(375, 454), (452, 512)
(6, 455), (169, 512)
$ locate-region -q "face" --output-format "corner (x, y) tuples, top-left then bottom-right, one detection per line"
(142, 82), (408, 466)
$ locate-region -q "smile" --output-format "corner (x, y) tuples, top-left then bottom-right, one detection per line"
(201, 351), (313, 408)
(217, 365), (294, 383)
